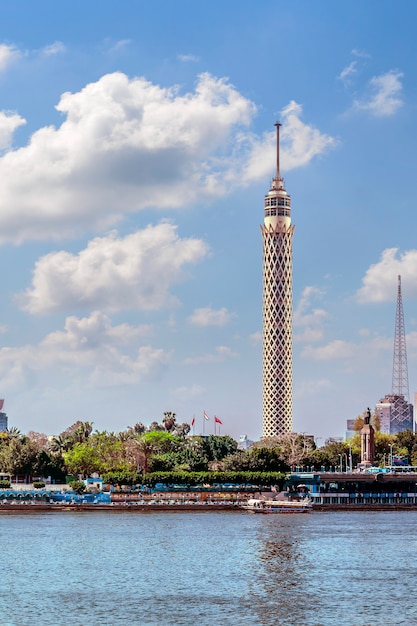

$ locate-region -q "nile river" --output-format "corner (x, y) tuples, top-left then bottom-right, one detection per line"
(1, 509), (416, 625)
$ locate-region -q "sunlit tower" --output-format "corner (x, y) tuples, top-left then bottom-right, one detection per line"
(260, 123), (295, 437)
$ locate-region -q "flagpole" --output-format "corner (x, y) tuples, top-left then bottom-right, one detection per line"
(214, 416), (222, 435)
(203, 412), (205, 436)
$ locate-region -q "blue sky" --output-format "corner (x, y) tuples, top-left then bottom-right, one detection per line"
(0, 0), (416, 441)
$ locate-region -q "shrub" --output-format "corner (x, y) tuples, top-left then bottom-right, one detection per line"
(101, 470), (141, 486)
(68, 480), (86, 494)
(33, 481), (46, 489)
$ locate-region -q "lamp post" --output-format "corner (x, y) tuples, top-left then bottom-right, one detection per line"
(348, 445), (353, 472)
(338, 454), (343, 473)
(343, 454), (348, 474)
(389, 444), (393, 468)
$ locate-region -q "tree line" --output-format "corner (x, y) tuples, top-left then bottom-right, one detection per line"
(1, 411), (416, 485)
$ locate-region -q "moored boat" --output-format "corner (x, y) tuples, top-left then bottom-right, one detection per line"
(241, 497), (312, 514)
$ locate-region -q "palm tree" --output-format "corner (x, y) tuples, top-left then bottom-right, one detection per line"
(49, 434), (72, 453)
(6, 427), (22, 440)
(163, 412), (177, 432)
(134, 435), (156, 474)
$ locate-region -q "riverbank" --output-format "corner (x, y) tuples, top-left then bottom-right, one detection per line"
(0, 502), (240, 513)
(2, 501), (417, 512)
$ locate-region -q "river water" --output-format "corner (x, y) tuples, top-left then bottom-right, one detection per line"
(0, 509), (416, 625)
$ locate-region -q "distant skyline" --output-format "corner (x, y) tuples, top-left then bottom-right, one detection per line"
(0, 1), (416, 441)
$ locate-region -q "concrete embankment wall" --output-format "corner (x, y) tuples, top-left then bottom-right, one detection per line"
(313, 504), (417, 511)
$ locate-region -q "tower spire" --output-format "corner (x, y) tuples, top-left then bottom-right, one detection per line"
(392, 274), (409, 399)
(275, 122), (282, 181)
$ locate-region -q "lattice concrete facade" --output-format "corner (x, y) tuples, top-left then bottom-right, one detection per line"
(261, 124), (294, 437)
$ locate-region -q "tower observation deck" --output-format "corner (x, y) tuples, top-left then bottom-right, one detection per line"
(260, 123), (295, 437)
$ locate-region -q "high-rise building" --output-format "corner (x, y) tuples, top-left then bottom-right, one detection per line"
(261, 123), (294, 437)
(0, 399), (7, 432)
(375, 394), (413, 435)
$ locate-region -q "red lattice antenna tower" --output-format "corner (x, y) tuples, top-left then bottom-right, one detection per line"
(392, 275), (409, 400)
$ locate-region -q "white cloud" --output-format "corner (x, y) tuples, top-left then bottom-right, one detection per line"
(405, 331), (417, 358)
(172, 384), (205, 401)
(351, 49), (371, 59)
(42, 41), (66, 56)
(0, 43), (20, 70)
(0, 311), (170, 390)
(302, 339), (357, 361)
(357, 248), (417, 303)
(108, 39), (132, 53)
(42, 310), (152, 350)
(294, 286), (328, 343)
(249, 330), (262, 345)
(338, 61), (357, 86)
(0, 71), (257, 243)
(0, 71), (335, 244)
(178, 54), (200, 63)
(242, 101), (337, 181)
(183, 345), (238, 365)
(188, 307), (233, 327)
(302, 335), (391, 362)
(294, 378), (332, 397)
(281, 102), (338, 168)
(353, 70), (404, 117)
(0, 111), (26, 150)
(19, 223), (208, 314)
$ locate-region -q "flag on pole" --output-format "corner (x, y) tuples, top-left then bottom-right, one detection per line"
(215, 416), (222, 425)
(204, 411), (210, 421)
(191, 417), (195, 427)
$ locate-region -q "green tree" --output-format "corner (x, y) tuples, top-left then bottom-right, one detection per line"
(222, 450), (252, 471)
(87, 431), (134, 473)
(201, 435), (238, 462)
(32, 450), (67, 482)
(0, 438), (38, 476)
(63, 443), (101, 478)
(308, 442), (349, 470)
(395, 430), (417, 461)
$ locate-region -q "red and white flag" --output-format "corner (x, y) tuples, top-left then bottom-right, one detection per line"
(215, 416), (222, 425)
(204, 411), (210, 421)
(191, 417), (195, 427)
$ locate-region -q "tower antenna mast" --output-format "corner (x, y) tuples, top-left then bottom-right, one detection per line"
(275, 122), (282, 180)
(392, 274), (409, 400)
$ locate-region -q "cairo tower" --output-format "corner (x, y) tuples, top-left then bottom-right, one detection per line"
(261, 123), (294, 437)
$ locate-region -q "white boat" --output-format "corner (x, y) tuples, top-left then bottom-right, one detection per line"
(242, 497), (312, 514)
